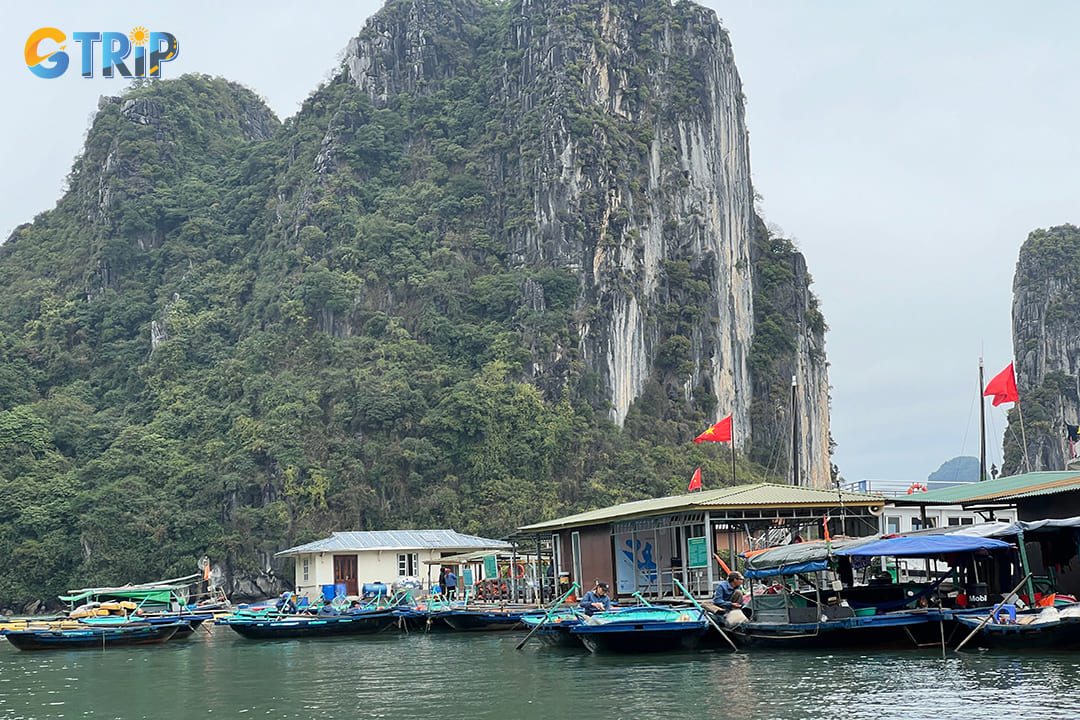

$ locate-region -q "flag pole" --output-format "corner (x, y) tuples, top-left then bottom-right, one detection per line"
(1013, 361), (1031, 473)
(979, 358), (987, 482)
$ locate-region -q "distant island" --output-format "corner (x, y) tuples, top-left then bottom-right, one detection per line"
(927, 456), (979, 485)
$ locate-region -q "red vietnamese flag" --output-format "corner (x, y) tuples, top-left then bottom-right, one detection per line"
(688, 467), (702, 492)
(694, 414), (732, 443)
(984, 363), (1019, 406)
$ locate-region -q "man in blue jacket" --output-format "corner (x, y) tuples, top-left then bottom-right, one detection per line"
(579, 582), (612, 615)
(712, 572), (744, 610)
(443, 568), (458, 600)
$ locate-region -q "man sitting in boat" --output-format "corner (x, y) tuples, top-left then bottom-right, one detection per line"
(712, 572), (744, 610)
(275, 592), (298, 614)
(579, 582), (613, 616)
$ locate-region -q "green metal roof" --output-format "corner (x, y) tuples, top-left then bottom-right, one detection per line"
(517, 483), (885, 533)
(891, 471), (1080, 506)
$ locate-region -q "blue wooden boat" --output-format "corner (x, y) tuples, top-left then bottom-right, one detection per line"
(724, 606), (951, 649)
(79, 613), (213, 639)
(520, 609), (584, 648)
(729, 533), (1014, 649)
(570, 606), (709, 653)
(2, 620), (185, 651)
(218, 609), (397, 639)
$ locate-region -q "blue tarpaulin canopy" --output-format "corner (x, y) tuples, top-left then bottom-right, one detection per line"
(834, 535), (1011, 558)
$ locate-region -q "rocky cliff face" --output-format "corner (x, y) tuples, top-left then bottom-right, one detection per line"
(1006, 224), (1080, 473)
(0, 0), (835, 609)
(342, 0), (830, 485)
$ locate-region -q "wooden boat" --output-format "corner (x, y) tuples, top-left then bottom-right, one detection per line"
(60, 574), (225, 614)
(2, 620), (184, 651)
(393, 606), (456, 631)
(441, 607), (527, 631)
(952, 603), (1080, 649)
(728, 534), (1013, 649)
(570, 606), (709, 653)
(519, 609), (584, 648)
(217, 609), (397, 639)
(78, 613), (212, 639)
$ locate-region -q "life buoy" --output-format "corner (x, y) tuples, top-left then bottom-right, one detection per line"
(907, 483), (928, 494)
(514, 563), (526, 579)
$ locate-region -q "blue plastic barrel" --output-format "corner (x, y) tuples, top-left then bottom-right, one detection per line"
(362, 583), (388, 597)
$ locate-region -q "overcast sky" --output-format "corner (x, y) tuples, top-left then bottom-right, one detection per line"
(5, 2), (1074, 484)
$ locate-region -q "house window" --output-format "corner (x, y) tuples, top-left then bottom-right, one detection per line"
(911, 517), (937, 531)
(398, 553), (419, 576)
(302, 557), (310, 582)
(886, 516), (901, 535)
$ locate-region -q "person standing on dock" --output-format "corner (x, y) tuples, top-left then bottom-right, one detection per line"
(712, 572), (744, 610)
(579, 582), (612, 615)
(443, 567), (458, 600)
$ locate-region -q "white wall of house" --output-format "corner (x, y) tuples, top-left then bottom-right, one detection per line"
(880, 505), (1016, 535)
(291, 549), (468, 602)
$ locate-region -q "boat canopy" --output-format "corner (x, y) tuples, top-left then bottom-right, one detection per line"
(59, 587), (179, 605)
(833, 535), (1011, 558)
(743, 537), (877, 578)
(990, 517), (1080, 535)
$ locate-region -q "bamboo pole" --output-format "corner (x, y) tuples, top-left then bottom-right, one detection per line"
(673, 577), (737, 651)
(515, 583), (579, 650)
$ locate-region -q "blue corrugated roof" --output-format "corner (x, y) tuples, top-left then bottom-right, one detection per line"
(275, 529), (512, 556)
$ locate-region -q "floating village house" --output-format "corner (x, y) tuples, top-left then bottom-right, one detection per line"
(893, 470), (1080, 597)
(517, 483), (886, 601)
(276, 530), (511, 600)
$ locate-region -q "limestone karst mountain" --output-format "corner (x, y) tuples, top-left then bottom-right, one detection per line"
(1004, 224), (1080, 474)
(0, 0), (828, 605)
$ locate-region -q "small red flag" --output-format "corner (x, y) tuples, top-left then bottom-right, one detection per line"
(688, 467), (702, 492)
(984, 363), (1019, 406)
(694, 414), (732, 443)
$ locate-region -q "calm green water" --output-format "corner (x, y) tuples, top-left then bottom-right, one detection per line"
(1, 627), (1079, 720)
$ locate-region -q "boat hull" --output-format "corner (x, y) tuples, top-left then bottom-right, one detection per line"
(2, 622), (182, 651)
(442, 611), (524, 631)
(520, 613), (584, 648)
(393, 609), (452, 632)
(953, 608), (1080, 649)
(572, 621), (707, 653)
(219, 611), (397, 639)
(727, 611), (949, 650)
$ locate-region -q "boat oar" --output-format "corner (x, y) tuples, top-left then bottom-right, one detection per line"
(673, 577), (737, 651)
(515, 582), (579, 650)
(954, 573), (1032, 653)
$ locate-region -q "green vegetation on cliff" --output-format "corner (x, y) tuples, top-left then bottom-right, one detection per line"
(0, 0), (825, 608)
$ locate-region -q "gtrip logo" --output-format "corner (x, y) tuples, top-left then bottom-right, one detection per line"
(26, 27), (179, 79)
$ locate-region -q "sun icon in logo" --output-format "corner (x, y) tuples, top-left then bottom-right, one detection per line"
(129, 26), (149, 46)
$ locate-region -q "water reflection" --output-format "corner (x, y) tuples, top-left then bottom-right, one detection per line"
(0, 631), (1078, 719)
